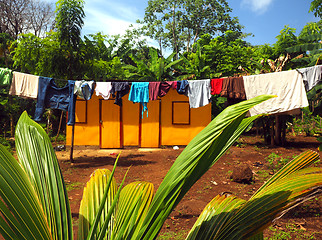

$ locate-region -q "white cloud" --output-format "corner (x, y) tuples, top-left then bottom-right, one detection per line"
(241, 0), (274, 14)
(83, 1), (161, 51)
(84, 7), (137, 36)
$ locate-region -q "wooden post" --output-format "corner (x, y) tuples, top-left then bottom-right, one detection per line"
(275, 115), (281, 146)
(69, 124), (75, 163)
(270, 117), (275, 146)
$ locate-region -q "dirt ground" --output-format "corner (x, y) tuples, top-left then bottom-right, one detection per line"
(55, 134), (322, 240)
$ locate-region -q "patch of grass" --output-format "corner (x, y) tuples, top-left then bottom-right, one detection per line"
(265, 153), (295, 171)
(256, 170), (270, 181)
(66, 182), (83, 191)
(265, 222), (317, 240)
(0, 137), (15, 154)
(157, 230), (188, 240)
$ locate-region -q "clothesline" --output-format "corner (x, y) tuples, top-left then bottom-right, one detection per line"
(1, 65), (321, 125)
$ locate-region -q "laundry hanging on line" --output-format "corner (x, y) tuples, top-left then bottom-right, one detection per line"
(74, 80), (95, 100)
(187, 79), (211, 108)
(128, 82), (150, 118)
(4, 64), (322, 121)
(34, 77), (77, 125)
(297, 65), (322, 91)
(243, 70), (309, 116)
(95, 81), (112, 100)
(9, 71), (39, 99)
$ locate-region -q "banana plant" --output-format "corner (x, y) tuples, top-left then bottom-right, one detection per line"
(0, 94), (321, 240)
(178, 43), (212, 79)
(124, 47), (182, 81)
(286, 33), (322, 66)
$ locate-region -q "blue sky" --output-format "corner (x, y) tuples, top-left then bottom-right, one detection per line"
(47, 0), (319, 46)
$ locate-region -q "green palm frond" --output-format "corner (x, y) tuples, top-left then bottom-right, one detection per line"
(0, 111), (73, 240)
(78, 169), (117, 240)
(186, 150), (321, 240)
(0, 144), (52, 240)
(287, 43), (322, 53)
(137, 95), (275, 239)
(112, 181), (154, 239)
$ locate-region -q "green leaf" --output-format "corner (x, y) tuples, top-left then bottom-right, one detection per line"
(0, 144), (51, 240)
(185, 194), (246, 240)
(112, 181), (154, 239)
(15, 111), (73, 239)
(212, 151), (321, 240)
(78, 169), (117, 240)
(138, 95), (275, 239)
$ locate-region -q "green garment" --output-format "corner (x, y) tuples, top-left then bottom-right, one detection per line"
(0, 68), (13, 86)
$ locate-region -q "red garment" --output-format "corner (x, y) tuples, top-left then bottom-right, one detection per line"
(158, 81), (171, 97)
(211, 78), (224, 95)
(167, 81), (177, 89)
(149, 82), (161, 100)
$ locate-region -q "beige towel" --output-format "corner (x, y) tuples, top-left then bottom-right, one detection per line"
(9, 71), (39, 99)
(243, 70), (308, 116)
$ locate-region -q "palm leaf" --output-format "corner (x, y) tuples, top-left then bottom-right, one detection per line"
(137, 95), (275, 239)
(299, 33), (322, 42)
(78, 169), (117, 240)
(186, 151), (321, 240)
(112, 181), (154, 239)
(286, 42), (322, 53)
(0, 144), (52, 240)
(252, 150), (319, 196)
(185, 194), (246, 240)
(14, 112), (73, 240)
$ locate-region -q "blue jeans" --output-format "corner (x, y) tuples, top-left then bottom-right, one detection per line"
(34, 77), (76, 125)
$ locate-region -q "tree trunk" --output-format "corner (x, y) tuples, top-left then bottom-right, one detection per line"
(159, 37), (162, 56)
(270, 117), (275, 146)
(54, 111), (64, 143)
(69, 125), (75, 163)
(275, 115), (281, 145)
(9, 97), (14, 137)
(171, 3), (178, 59)
(10, 114), (14, 137)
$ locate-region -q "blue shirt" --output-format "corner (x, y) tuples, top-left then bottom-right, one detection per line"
(128, 82), (150, 117)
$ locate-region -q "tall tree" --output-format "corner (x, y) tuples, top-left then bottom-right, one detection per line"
(138, 0), (242, 56)
(55, 0), (85, 79)
(28, 0), (55, 37)
(0, 32), (13, 67)
(0, 0), (54, 39)
(286, 21), (322, 67)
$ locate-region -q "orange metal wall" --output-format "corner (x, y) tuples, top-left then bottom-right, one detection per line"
(66, 94), (100, 146)
(66, 88), (211, 148)
(160, 89), (211, 146)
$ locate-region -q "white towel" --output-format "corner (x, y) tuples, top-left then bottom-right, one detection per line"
(9, 71), (39, 99)
(95, 82), (112, 100)
(187, 79), (211, 108)
(243, 70), (309, 116)
(297, 65), (322, 91)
